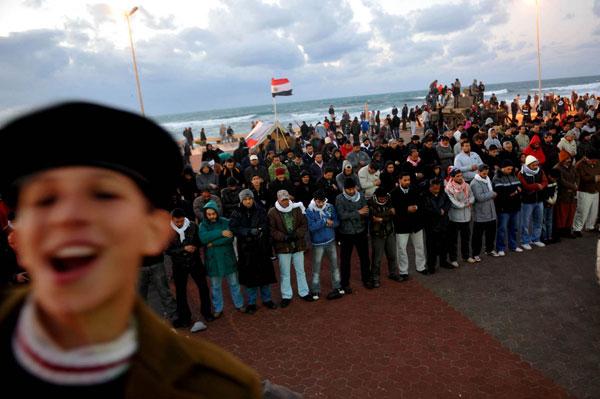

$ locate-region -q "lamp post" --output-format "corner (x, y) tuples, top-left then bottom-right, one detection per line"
(125, 6), (145, 116)
(535, 0), (542, 100)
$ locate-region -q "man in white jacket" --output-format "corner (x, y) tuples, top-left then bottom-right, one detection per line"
(358, 162), (381, 200)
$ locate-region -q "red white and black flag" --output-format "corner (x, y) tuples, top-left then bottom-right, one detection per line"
(271, 78), (293, 97)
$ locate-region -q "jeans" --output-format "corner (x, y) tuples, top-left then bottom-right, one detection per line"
(541, 207), (554, 241)
(311, 241), (341, 293)
(278, 251), (309, 299)
(496, 211), (520, 251)
(246, 285), (272, 305)
(472, 220), (497, 255)
(396, 230), (426, 274)
(371, 234), (398, 280)
(210, 272), (244, 313)
(521, 202), (543, 244)
(138, 261), (177, 320)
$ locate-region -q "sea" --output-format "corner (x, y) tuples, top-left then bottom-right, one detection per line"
(155, 74), (600, 140)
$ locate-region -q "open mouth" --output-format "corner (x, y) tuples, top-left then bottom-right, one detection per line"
(48, 246), (99, 283)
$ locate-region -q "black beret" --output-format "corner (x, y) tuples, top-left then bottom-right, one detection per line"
(0, 102), (183, 210)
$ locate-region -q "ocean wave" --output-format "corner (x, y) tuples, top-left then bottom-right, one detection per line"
(162, 113), (257, 130)
(484, 88), (508, 96)
(531, 82), (600, 93)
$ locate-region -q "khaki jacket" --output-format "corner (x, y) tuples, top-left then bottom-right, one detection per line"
(0, 288), (262, 399)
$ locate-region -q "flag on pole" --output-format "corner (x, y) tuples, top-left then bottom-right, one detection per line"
(271, 78), (293, 97)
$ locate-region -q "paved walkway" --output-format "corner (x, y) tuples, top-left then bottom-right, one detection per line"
(171, 233), (600, 398)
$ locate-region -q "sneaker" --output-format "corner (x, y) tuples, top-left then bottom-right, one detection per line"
(417, 269), (429, 275)
(301, 294), (314, 302)
(311, 292), (320, 301)
(263, 301), (278, 310)
(399, 274), (410, 282)
(497, 250), (506, 257)
(236, 306), (246, 313)
(190, 321), (207, 333)
(342, 286), (353, 294)
(373, 281), (380, 288)
(440, 262), (455, 269)
(521, 244), (532, 250)
(280, 298), (292, 308)
(473, 256), (482, 262)
(388, 274), (402, 282)
(212, 311), (223, 319)
(532, 241), (546, 248)
(326, 289), (343, 300)
(466, 257), (476, 263)
(487, 250), (500, 257)
(450, 261), (459, 268)
(513, 247), (524, 252)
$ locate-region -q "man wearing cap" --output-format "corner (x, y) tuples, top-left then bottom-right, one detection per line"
(336, 178), (371, 291)
(336, 160), (361, 192)
(0, 102), (262, 397)
(267, 155), (289, 182)
(493, 160), (522, 256)
(230, 189), (278, 314)
(453, 141), (483, 183)
(446, 168), (476, 265)
(306, 190), (344, 300)
(244, 154), (269, 184)
(268, 167), (295, 208)
(470, 164), (499, 260)
(358, 162), (381, 200)
(391, 171), (427, 277)
(553, 151), (579, 238)
(517, 155), (548, 249)
(346, 142), (371, 170)
(268, 190), (312, 307)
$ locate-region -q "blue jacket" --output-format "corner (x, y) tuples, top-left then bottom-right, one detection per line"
(306, 202), (339, 246)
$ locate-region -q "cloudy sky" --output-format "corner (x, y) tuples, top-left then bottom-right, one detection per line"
(1, 0), (599, 118)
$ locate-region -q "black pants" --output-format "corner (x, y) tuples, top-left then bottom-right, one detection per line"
(425, 228), (448, 270)
(339, 231), (371, 287)
(172, 262), (212, 322)
(448, 221), (471, 261)
(472, 220), (497, 256)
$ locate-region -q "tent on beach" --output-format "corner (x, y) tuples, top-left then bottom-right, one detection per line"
(245, 121), (291, 151)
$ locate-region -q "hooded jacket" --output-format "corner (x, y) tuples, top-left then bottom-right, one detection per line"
(306, 201), (339, 245)
(196, 162), (219, 194)
(199, 200), (237, 277)
(522, 135), (546, 165)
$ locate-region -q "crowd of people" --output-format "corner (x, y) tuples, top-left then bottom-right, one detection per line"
(2, 87), (599, 336)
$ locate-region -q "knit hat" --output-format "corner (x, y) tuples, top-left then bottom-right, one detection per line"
(238, 189), (254, 201)
(485, 117), (494, 126)
(342, 160), (352, 170)
(277, 190), (291, 200)
(558, 150), (571, 163)
(525, 155), (538, 166)
(500, 159), (514, 168)
(343, 178), (356, 189)
(275, 167), (286, 177)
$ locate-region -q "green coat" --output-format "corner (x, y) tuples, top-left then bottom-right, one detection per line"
(199, 201), (237, 277)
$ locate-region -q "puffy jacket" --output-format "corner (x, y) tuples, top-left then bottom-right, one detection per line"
(517, 168), (548, 204)
(470, 178), (497, 222)
(368, 195), (395, 238)
(335, 192), (368, 235)
(306, 202), (339, 246)
(493, 173), (522, 213)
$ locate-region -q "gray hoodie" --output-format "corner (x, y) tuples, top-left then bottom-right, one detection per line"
(470, 176), (497, 222)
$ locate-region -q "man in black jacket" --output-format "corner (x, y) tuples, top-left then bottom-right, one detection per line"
(422, 179), (453, 273)
(390, 172), (427, 279)
(166, 208), (213, 328)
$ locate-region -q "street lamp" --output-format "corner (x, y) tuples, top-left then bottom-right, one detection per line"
(125, 6), (145, 116)
(535, 0), (542, 100)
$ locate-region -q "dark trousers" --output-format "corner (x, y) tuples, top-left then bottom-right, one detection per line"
(472, 220), (497, 256)
(448, 221), (471, 261)
(371, 234), (398, 281)
(425, 228), (448, 270)
(139, 262), (177, 320)
(339, 230), (371, 287)
(172, 262), (212, 322)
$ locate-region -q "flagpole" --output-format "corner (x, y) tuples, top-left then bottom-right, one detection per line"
(273, 95), (278, 123)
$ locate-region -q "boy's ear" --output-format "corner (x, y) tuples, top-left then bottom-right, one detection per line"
(142, 209), (173, 255)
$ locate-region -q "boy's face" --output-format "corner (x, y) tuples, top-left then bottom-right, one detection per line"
(205, 208), (218, 222)
(14, 166), (171, 318)
(172, 216), (185, 228)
